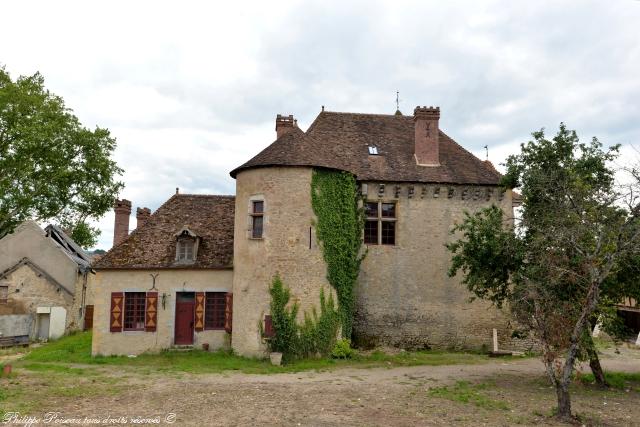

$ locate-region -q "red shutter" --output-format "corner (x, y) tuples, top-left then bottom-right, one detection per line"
(224, 292), (233, 333)
(110, 292), (124, 332)
(194, 292), (205, 331)
(264, 314), (274, 338)
(145, 292), (158, 332)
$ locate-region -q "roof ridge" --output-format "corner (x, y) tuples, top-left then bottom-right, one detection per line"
(175, 194), (235, 198)
(321, 110), (411, 118)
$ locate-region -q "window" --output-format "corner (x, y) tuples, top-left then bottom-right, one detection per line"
(0, 285), (7, 304)
(368, 146), (379, 155)
(177, 239), (194, 261)
(175, 228), (199, 263)
(364, 201), (397, 245)
(251, 200), (264, 239)
(204, 292), (226, 329)
(123, 292), (146, 331)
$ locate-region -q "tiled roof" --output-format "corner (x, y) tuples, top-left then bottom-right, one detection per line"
(230, 111), (502, 185)
(93, 194), (235, 269)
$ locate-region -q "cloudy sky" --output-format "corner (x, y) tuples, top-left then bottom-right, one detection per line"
(2, 0), (639, 249)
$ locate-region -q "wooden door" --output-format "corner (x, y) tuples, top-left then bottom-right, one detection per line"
(175, 293), (195, 345)
(84, 305), (94, 331)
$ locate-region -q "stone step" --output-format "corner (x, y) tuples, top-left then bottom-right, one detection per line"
(169, 345), (194, 352)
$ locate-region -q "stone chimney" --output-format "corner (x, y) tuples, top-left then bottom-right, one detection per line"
(413, 106), (441, 166)
(136, 207), (151, 229)
(113, 199), (131, 247)
(275, 114), (295, 138)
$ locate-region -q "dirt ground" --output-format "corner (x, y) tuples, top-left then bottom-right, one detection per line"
(4, 347), (640, 426)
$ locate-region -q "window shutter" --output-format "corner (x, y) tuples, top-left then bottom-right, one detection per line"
(110, 292), (124, 333)
(264, 314), (274, 338)
(224, 292), (233, 333)
(194, 292), (205, 331)
(145, 292), (158, 332)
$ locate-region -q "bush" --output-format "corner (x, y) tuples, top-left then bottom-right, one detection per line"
(267, 275), (340, 362)
(331, 339), (355, 359)
(268, 276), (299, 358)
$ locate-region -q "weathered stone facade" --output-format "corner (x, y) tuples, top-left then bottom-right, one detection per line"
(354, 182), (522, 350)
(231, 167), (334, 357)
(92, 269), (232, 356)
(93, 107), (531, 357)
(0, 221), (92, 338)
(0, 264), (75, 332)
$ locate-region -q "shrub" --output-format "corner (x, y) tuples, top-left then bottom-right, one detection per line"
(331, 339), (355, 359)
(267, 276), (341, 361)
(268, 275), (299, 358)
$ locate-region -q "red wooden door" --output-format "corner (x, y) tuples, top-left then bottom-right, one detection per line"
(175, 295), (195, 345)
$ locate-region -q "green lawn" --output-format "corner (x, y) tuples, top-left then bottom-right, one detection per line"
(16, 331), (494, 374)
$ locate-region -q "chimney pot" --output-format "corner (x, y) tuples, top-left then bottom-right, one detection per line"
(413, 106), (441, 166)
(275, 114), (296, 138)
(113, 199), (132, 247)
(136, 207), (151, 229)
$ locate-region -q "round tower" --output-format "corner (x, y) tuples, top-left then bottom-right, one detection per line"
(230, 117), (331, 357)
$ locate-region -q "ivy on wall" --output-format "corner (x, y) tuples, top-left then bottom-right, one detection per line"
(311, 169), (366, 338)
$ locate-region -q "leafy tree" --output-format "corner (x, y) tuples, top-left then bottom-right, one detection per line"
(0, 66), (123, 248)
(448, 124), (640, 421)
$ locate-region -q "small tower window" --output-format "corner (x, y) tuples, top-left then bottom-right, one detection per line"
(368, 146), (379, 155)
(251, 200), (264, 239)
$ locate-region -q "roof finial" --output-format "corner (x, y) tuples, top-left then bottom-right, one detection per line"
(484, 145), (489, 160)
(394, 91), (402, 115)
(176, 187), (179, 194)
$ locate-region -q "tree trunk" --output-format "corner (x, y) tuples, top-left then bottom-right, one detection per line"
(555, 383), (572, 421)
(586, 343), (608, 388)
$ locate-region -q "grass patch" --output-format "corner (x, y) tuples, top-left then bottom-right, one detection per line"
(578, 371), (640, 390)
(20, 362), (88, 375)
(19, 332), (494, 374)
(428, 381), (510, 410)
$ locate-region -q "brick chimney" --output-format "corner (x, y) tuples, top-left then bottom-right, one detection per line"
(275, 114), (295, 138)
(413, 106), (441, 166)
(113, 199), (131, 246)
(136, 207), (151, 229)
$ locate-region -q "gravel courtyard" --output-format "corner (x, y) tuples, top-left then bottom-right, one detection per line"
(3, 346), (639, 426)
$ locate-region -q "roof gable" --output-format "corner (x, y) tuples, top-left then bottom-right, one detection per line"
(94, 195), (235, 269)
(231, 111), (502, 185)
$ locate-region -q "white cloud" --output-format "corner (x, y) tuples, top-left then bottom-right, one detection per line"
(1, 0), (639, 249)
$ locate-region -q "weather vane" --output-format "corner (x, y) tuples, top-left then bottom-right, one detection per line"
(396, 91), (400, 111)
(484, 145), (489, 160)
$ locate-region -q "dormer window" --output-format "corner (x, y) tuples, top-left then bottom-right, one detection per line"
(368, 146), (379, 155)
(177, 238), (194, 261)
(174, 227), (200, 264)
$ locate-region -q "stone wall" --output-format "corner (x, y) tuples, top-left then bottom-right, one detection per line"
(0, 264), (75, 332)
(354, 182), (528, 351)
(231, 167), (334, 357)
(0, 221), (80, 293)
(92, 269), (233, 356)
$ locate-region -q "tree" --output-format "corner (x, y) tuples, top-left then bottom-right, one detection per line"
(448, 124), (640, 421)
(0, 66), (123, 247)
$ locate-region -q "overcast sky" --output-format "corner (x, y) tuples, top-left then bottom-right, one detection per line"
(2, 0), (639, 249)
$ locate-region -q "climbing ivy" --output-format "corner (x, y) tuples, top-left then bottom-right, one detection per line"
(311, 169), (366, 338)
